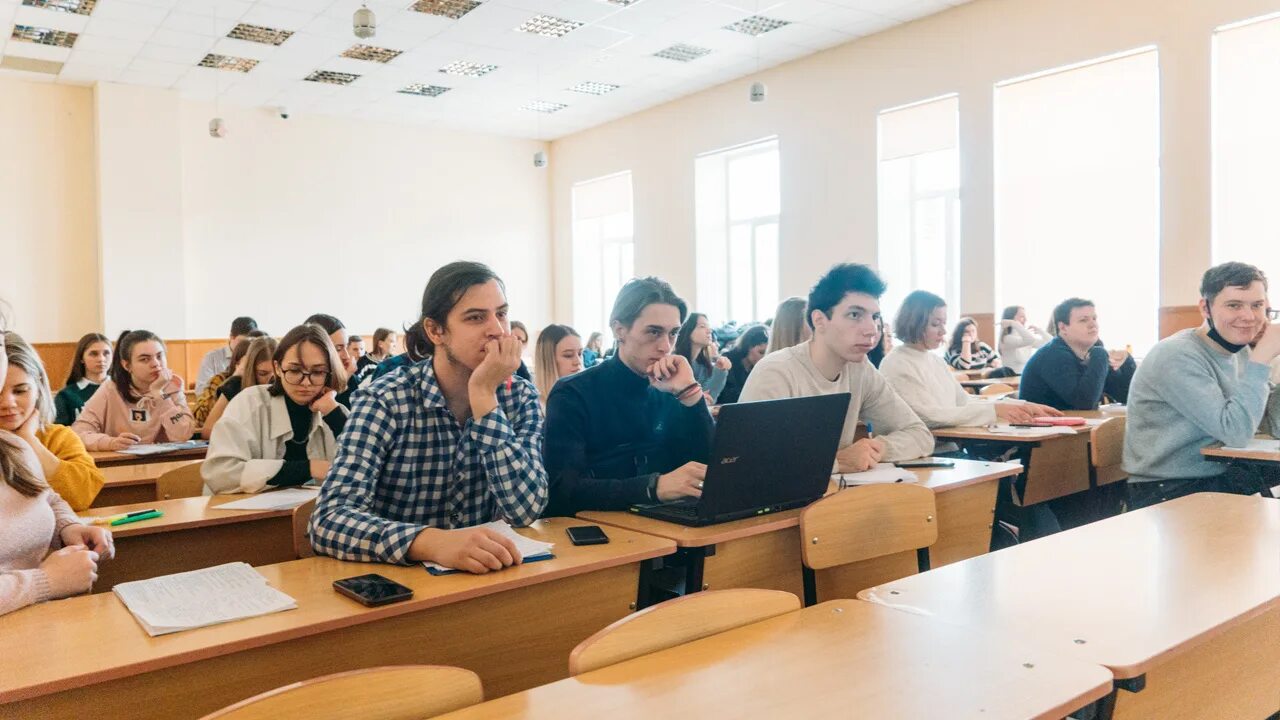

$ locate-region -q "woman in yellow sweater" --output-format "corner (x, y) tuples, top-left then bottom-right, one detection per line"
(0, 332), (104, 510)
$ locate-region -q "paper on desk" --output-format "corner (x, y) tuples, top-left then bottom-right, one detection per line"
(213, 486), (318, 511)
(113, 562), (296, 636)
(1082, 418), (1111, 427)
(1223, 438), (1280, 452)
(984, 425), (1078, 437)
(423, 521), (554, 574)
(833, 463), (918, 485)
(116, 440), (209, 456)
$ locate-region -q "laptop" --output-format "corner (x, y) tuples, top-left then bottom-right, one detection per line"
(631, 393), (850, 526)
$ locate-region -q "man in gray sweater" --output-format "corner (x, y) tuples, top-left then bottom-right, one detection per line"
(1124, 262), (1280, 509)
(740, 263), (933, 472)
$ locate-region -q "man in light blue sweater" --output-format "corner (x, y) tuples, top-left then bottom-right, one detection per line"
(1124, 262), (1280, 509)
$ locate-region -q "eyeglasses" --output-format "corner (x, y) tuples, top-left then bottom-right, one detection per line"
(1268, 309), (1280, 322)
(281, 368), (330, 385)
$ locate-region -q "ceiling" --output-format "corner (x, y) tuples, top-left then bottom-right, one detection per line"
(0, 0), (969, 139)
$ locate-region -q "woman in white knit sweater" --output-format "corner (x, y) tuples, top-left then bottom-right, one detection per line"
(880, 291), (1060, 449)
(997, 305), (1051, 374)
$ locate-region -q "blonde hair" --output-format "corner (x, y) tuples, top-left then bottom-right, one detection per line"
(534, 324), (579, 404)
(766, 297), (808, 355)
(0, 329), (48, 496)
(3, 331), (55, 427)
(238, 336), (279, 390)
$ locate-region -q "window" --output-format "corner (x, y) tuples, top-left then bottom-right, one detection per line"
(994, 48), (1160, 354)
(695, 138), (780, 324)
(877, 95), (961, 325)
(1213, 13), (1280, 280)
(571, 171), (634, 338)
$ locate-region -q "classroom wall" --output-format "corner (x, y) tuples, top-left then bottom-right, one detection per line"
(548, 0), (1280, 333)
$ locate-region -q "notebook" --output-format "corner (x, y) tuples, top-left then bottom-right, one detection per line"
(113, 562), (297, 636)
(213, 486), (319, 511)
(423, 521), (554, 576)
(833, 463), (918, 486)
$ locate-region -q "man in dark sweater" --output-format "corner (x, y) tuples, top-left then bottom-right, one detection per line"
(1019, 298), (1137, 411)
(542, 277), (714, 517)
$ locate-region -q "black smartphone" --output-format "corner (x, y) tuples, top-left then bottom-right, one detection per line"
(895, 458), (956, 469)
(566, 525), (610, 546)
(333, 573), (414, 607)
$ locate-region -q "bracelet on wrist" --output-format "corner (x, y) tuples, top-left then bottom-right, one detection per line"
(675, 382), (700, 399)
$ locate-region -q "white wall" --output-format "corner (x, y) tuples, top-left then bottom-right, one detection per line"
(549, 0), (1280, 323)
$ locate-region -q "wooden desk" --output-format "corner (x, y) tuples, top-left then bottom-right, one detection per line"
(1202, 439), (1280, 499)
(860, 493), (1280, 719)
(958, 376), (1020, 393)
(81, 494), (313, 591)
(579, 460), (1019, 603)
(934, 424), (1092, 506)
(435, 599), (1113, 720)
(94, 458), (203, 507)
(0, 519), (675, 719)
(90, 446), (208, 468)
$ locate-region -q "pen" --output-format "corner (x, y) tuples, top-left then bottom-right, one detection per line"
(89, 508), (161, 525)
(109, 510), (163, 526)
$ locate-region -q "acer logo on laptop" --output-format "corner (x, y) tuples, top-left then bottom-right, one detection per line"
(720, 456), (739, 465)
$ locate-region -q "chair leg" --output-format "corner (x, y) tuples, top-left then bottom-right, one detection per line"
(802, 566), (817, 607)
(916, 548), (931, 573)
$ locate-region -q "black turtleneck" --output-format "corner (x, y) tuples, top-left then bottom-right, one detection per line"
(266, 396), (347, 487)
(541, 355), (714, 517)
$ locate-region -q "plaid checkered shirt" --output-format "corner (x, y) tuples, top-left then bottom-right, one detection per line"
(309, 359), (548, 564)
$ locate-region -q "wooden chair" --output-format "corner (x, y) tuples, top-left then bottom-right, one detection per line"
(198, 665), (483, 720)
(569, 589), (800, 675)
(1089, 416), (1127, 486)
(155, 461), (205, 500)
(292, 496), (317, 559)
(799, 484), (937, 605)
(979, 383), (1015, 397)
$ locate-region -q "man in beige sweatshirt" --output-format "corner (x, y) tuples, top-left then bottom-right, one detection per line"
(740, 263), (933, 472)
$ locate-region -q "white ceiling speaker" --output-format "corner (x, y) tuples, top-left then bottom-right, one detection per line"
(353, 4), (375, 39)
(533, 150), (548, 168)
(209, 117), (227, 138)
(749, 81), (767, 103)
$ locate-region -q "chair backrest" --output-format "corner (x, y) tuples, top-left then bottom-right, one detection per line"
(1089, 416), (1128, 485)
(198, 665), (483, 720)
(292, 496), (317, 559)
(799, 484), (937, 571)
(979, 383), (1015, 397)
(155, 461), (205, 500)
(569, 589), (800, 676)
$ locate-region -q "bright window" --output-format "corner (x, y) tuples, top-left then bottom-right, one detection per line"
(877, 95), (961, 325)
(994, 48), (1160, 354)
(696, 138), (781, 324)
(571, 171), (634, 338)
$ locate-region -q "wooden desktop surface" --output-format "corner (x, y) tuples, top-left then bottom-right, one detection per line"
(436, 599), (1113, 720)
(1202, 439), (1280, 463)
(0, 518), (676, 718)
(860, 493), (1280, 718)
(90, 446), (208, 468)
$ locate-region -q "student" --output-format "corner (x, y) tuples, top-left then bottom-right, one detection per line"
(766, 297), (811, 355)
(348, 335), (366, 366)
(1, 333), (106, 510)
(533, 324), (583, 406)
(0, 315), (113, 617)
(543, 277), (712, 517)
(718, 324), (770, 404)
(945, 318), (1004, 373)
(310, 262), (546, 573)
(1125, 262), (1280, 509)
(304, 314), (357, 408)
(880, 291), (1060, 448)
(998, 305), (1050, 375)
(53, 333), (111, 426)
(371, 322), (429, 380)
(581, 332), (604, 368)
(200, 336), (278, 440)
(740, 264), (933, 471)
(191, 334), (258, 425)
(1018, 298), (1136, 411)
(196, 317), (258, 394)
(674, 313), (730, 403)
(72, 330), (194, 451)
(866, 318), (893, 368)
(510, 321), (530, 348)
(204, 326), (348, 494)
(357, 328), (396, 372)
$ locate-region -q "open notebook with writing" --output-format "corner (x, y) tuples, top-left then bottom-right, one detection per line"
(424, 521), (555, 576)
(113, 562), (297, 636)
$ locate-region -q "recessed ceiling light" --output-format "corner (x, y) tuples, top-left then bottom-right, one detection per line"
(21, 0), (96, 16)
(410, 0), (481, 19)
(399, 83), (451, 97)
(516, 14), (583, 38)
(653, 43), (710, 62)
(198, 53), (259, 72)
(602, 0), (641, 5)
(523, 100), (567, 113)
(11, 24), (78, 47)
(305, 70), (361, 85)
(439, 60), (498, 77)
(226, 23), (293, 46)
(568, 81), (619, 95)
(724, 15), (792, 36)
(342, 44), (402, 63)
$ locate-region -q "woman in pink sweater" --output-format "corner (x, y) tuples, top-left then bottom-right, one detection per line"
(72, 330), (195, 452)
(0, 321), (114, 616)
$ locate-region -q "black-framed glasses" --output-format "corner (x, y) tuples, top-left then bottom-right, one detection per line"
(1268, 308), (1280, 322)
(281, 368), (330, 385)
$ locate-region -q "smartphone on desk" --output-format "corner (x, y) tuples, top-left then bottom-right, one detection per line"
(566, 525), (610, 546)
(333, 573), (413, 607)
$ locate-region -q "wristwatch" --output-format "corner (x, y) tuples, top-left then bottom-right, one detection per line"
(645, 474), (660, 502)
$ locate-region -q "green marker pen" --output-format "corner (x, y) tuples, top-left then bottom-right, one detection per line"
(110, 510), (163, 526)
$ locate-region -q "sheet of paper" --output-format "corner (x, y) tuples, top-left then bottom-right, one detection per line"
(116, 440), (209, 456)
(113, 562), (296, 636)
(1223, 438), (1280, 452)
(983, 425), (1078, 437)
(833, 463), (918, 485)
(423, 520), (554, 573)
(213, 486), (319, 511)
